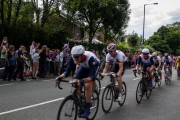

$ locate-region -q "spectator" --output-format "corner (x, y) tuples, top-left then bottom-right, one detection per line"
(30, 41), (35, 57)
(1, 42), (9, 58)
(3, 45), (16, 81)
(54, 49), (61, 76)
(61, 44), (70, 72)
(39, 45), (47, 78)
(32, 49), (40, 79)
(13, 45), (27, 81)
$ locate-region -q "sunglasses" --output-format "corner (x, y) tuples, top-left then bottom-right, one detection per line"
(143, 53), (148, 55)
(108, 50), (114, 53)
(73, 55), (81, 59)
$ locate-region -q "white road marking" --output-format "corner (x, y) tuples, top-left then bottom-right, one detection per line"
(133, 77), (141, 81)
(0, 97), (65, 116)
(0, 83), (14, 87)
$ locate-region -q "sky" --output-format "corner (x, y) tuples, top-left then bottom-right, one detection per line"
(126, 0), (180, 38)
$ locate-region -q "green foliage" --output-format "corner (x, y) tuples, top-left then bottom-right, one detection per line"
(116, 41), (129, 51)
(146, 22), (180, 55)
(67, 40), (107, 53)
(127, 32), (141, 48)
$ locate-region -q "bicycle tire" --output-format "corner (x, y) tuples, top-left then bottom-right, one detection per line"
(136, 81), (143, 104)
(88, 90), (99, 120)
(118, 82), (127, 106)
(57, 95), (77, 120)
(146, 87), (152, 99)
(101, 85), (113, 114)
(95, 78), (101, 95)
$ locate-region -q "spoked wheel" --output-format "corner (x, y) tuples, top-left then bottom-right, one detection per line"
(136, 81), (143, 104)
(118, 82), (127, 106)
(57, 95), (77, 120)
(158, 80), (161, 87)
(88, 90), (99, 120)
(95, 78), (101, 95)
(101, 85), (113, 114)
(146, 87), (152, 99)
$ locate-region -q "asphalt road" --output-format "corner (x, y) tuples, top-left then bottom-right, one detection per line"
(0, 68), (180, 120)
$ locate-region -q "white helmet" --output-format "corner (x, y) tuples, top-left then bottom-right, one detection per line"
(107, 43), (116, 51)
(142, 48), (149, 54)
(164, 53), (168, 56)
(71, 45), (85, 55)
(152, 52), (157, 57)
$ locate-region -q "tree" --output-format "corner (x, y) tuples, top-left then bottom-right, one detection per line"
(146, 22), (180, 55)
(127, 32), (141, 48)
(61, 0), (130, 44)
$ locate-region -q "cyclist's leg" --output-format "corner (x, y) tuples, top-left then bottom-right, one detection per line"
(75, 67), (95, 118)
(111, 63), (123, 92)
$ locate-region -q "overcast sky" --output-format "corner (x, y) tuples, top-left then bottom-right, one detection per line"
(126, 0), (180, 38)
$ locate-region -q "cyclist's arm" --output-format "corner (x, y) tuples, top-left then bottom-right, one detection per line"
(103, 62), (110, 73)
(136, 56), (142, 71)
(62, 57), (76, 78)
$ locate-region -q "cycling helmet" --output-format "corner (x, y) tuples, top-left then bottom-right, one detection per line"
(152, 52), (157, 57)
(164, 53), (168, 56)
(142, 48), (150, 54)
(71, 45), (85, 55)
(107, 43), (116, 51)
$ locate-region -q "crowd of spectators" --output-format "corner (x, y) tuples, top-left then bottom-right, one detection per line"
(0, 37), (71, 81)
(0, 37), (137, 81)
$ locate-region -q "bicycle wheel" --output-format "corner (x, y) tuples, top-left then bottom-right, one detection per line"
(88, 90), (99, 120)
(95, 78), (101, 95)
(57, 95), (77, 120)
(146, 86), (152, 99)
(118, 82), (127, 106)
(158, 80), (161, 87)
(101, 85), (113, 114)
(136, 81), (143, 104)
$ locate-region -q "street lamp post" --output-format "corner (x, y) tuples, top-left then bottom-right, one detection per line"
(142, 3), (158, 44)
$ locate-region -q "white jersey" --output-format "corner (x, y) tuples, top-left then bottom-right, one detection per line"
(74, 51), (100, 68)
(162, 56), (172, 63)
(106, 50), (127, 63)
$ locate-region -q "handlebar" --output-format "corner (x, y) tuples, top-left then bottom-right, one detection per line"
(55, 77), (69, 90)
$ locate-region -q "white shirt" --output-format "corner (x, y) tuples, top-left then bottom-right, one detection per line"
(106, 50), (127, 63)
(32, 53), (40, 63)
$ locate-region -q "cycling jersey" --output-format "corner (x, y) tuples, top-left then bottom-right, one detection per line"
(137, 54), (154, 72)
(106, 50), (127, 63)
(153, 56), (161, 68)
(163, 56), (172, 66)
(176, 59), (180, 68)
(64, 51), (100, 81)
(105, 50), (127, 74)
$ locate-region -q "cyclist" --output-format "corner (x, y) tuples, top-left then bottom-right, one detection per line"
(56, 45), (100, 118)
(135, 48), (154, 90)
(102, 43), (127, 102)
(175, 56), (180, 78)
(152, 52), (162, 80)
(163, 53), (172, 78)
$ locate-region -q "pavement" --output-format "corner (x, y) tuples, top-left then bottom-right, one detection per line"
(0, 68), (180, 120)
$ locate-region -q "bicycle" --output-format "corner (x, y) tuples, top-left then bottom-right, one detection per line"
(164, 65), (171, 85)
(133, 70), (152, 104)
(100, 72), (127, 114)
(56, 78), (99, 120)
(153, 68), (161, 87)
